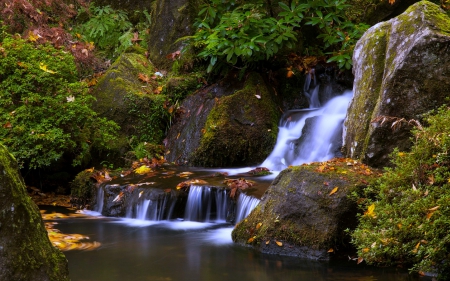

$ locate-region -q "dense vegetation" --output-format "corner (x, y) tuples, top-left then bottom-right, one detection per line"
(352, 107), (450, 279)
(0, 32), (119, 168)
(185, 0), (369, 73)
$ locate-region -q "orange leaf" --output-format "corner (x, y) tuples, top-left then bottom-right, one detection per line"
(275, 240), (283, 247)
(327, 248), (334, 253)
(265, 240), (270, 245)
(247, 236), (256, 243)
(357, 257), (364, 264)
(256, 222), (262, 230)
(329, 187), (338, 196)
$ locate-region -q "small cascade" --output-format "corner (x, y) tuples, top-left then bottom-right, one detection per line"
(262, 89), (353, 171)
(304, 70), (321, 108)
(94, 186), (104, 213)
(126, 191), (176, 221)
(235, 194), (260, 224)
(184, 185), (230, 222)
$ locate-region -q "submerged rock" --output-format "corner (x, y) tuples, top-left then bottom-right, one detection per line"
(232, 160), (379, 260)
(0, 144), (69, 281)
(344, 1), (450, 167)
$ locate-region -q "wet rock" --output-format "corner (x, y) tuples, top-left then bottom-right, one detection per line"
(0, 144), (69, 281)
(344, 1), (450, 167)
(232, 161), (377, 260)
(165, 72), (281, 167)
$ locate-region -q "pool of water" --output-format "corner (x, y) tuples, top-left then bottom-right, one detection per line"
(55, 215), (431, 281)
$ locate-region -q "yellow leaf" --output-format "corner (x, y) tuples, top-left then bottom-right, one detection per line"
(256, 222), (262, 230)
(362, 248), (369, 253)
(329, 187), (338, 196)
(85, 167), (94, 173)
(412, 242), (421, 253)
(39, 62), (57, 74)
(247, 236), (256, 243)
(275, 240), (283, 247)
(265, 240), (270, 245)
(134, 165), (152, 175)
(28, 31), (39, 42)
(364, 203), (376, 218)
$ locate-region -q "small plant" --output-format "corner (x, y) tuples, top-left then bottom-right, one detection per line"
(75, 4), (133, 58)
(352, 106), (450, 279)
(0, 34), (119, 168)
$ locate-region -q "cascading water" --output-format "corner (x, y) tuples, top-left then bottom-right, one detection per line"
(235, 194), (260, 224)
(94, 186), (104, 213)
(261, 84), (353, 170)
(125, 191), (176, 221)
(184, 185), (230, 222)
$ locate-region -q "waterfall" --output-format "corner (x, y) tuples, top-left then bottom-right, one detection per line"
(304, 70), (321, 108)
(94, 186), (104, 213)
(125, 190), (176, 221)
(235, 194), (260, 224)
(184, 185), (230, 222)
(262, 90), (353, 171)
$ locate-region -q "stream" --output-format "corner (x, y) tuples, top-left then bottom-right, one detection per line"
(52, 211), (430, 281)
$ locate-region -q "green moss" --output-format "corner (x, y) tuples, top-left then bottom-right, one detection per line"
(0, 144), (69, 280)
(191, 73), (280, 167)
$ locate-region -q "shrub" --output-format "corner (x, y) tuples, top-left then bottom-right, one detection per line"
(351, 107), (450, 279)
(186, 0), (369, 72)
(0, 34), (119, 168)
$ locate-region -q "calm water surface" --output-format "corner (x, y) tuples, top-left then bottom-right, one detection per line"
(56, 216), (431, 281)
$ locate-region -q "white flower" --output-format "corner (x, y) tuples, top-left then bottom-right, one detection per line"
(66, 95), (75, 102)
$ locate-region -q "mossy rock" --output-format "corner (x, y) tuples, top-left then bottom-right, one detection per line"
(344, 1), (450, 167)
(91, 52), (169, 166)
(166, 72), (280, 167)
(232, 159), (379, 260)
(0, 144), (69, 281)
(147, 0), (201, 70)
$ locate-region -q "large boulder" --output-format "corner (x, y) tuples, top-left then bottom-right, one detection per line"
(232, 159), (379, 260)
(165, 72), (280, 167)
(0, 144), (69, 280)
(344, 1), (450, 167)
(91, 51), (168, 165)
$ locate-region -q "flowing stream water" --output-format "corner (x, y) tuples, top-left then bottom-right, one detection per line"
(59, 76), (431, 280)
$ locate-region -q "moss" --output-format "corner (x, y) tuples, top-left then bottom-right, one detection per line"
(0, 144), (69, 280)
(232, 159), (380, 252)
(191, 73), (280, 167)
(70, 170), (95, 208)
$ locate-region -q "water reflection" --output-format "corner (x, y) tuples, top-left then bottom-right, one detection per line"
(56, 217), (431, 281)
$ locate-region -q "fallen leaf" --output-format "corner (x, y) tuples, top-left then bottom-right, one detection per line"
(39, 62), (57, 74)
(357, 257), (364, 264)
(275, 240), (283, 247)
(247, 236), (256, 243)
(135, 165), (152, 175)
(329, 187), (338, 196)
(255, 95), (261, 99)
(364, 203), (376, 218)
(362, 248), (369, 253)
(256, 222), (262, 230)
(327, 248), (334, 253)
(266, 240), (270, 245)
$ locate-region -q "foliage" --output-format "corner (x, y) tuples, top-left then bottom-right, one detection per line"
(132, 142), (165, 160)
(0, 34), (119, 168)
(186, 0), (369, 72)
(75, 4), (151, 59)
(351, 107), (450, 279)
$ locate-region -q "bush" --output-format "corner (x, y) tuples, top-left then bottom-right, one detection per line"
(186, 0), (369, 72)
(351, 107), (450, 279)
(0, 34), (119, 168)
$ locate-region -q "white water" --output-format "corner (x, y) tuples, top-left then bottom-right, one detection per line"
(94, 186), (104, 213)
(235, 193), (260, 224)
(261, 91), (353, 171)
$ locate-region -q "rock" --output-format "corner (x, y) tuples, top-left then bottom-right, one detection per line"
(232, 160), (378, 260)
(147, 0), (200, 69)
(344, 1), (450, 167)
(0, 144), (69, 281)
(91, 51), (168, 165)
(165, 72), (281, 167)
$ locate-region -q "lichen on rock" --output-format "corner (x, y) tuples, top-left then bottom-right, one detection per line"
(0, 144), (69, 281)
(344, 0), (450, 167)
(232, 159), (379, 260)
